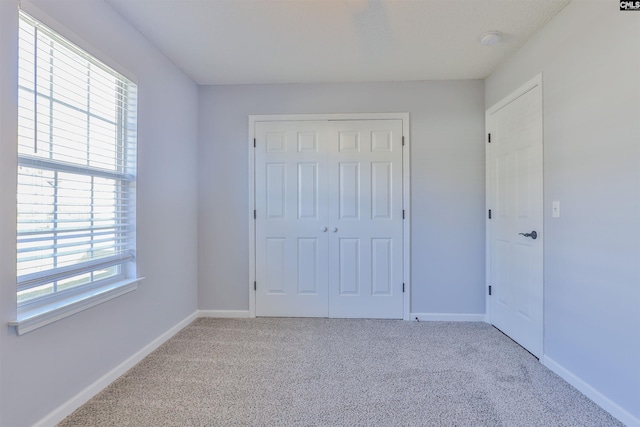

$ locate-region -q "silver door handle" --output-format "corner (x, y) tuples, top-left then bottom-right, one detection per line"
(321, 227), (328, 232)
(332, 227), (338, 233)
(519, 231), (538, 239)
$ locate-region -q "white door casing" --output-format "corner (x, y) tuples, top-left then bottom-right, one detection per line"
(486, 75), (544, 357)
(249, 114), (410, 320)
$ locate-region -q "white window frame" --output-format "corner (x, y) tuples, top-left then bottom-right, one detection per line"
(10, 10), (143, 335)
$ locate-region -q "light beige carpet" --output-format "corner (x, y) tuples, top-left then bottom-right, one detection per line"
(58, 318), (622, 426)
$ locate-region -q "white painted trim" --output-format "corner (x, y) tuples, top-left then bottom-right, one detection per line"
(32, 311), (198, 427)
(250, 113), (409, 122)
(248, 113), (411, 320)
(486, 73), (543, 116)
(198, 310), (250, 318)
(401, 114), (411, 321)
(248, 117), (257, 318)
(542, 356), (640, 427)
(10, 278), (144, 335)
(484, 106), (492, 326)
(411, 313), (486, 322)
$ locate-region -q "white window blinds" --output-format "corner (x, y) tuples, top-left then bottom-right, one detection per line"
(17, 12), (137, 305)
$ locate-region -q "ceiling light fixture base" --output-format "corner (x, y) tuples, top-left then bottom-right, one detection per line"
(480, 31), (502, 46)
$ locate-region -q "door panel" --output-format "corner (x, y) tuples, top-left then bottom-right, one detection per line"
(265, 238), (286, 294)
(265, 163), (286, 218)
(328, 120), (404, 319)
(297, 163), (318, 219)
(339, 162), (360, 219)
(372, 238), (392, 295)
(487, 81), (543, 357)
(372, 162), (392, 219)
(338, 131), (360, 152)
(338, 238), (360, 295)
(297, 238), (319, 294)
(255, 121), (329, 317)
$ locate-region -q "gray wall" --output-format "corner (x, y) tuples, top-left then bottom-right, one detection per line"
(198, 81), (486, 315)
(0, 1), (199, 426)
(486, 1), (640, 421)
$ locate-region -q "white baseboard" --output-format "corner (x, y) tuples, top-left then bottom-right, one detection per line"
(33, 311), (198, 427)
(410, 312), (486, 322)
(542, 355), (639, 427)
(198, 309), (250, 318)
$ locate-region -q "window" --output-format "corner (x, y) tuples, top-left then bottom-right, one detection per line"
(15, 12), (138, 316)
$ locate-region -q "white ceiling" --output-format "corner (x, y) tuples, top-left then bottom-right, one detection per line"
(105, 0), (571, 85)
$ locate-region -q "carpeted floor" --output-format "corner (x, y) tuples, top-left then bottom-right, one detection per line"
(58, 318), (623, 426)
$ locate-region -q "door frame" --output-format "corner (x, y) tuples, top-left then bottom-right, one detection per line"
(485, 73), (544, 355)
(248, 113), (411, 320)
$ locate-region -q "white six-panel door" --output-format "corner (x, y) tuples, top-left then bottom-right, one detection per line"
(254, 119), (404, 319)
(328, 120), (403, 318)
(255, 121), (330, 317)
(487, 76), (543, 357)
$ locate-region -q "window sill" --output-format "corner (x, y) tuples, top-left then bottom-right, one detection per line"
(9, 277), (145, 335)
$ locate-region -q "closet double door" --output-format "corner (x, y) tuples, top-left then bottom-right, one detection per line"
(255, 119), (404, 318)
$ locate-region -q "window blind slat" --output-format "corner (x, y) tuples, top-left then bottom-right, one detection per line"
(18, 240), (131, 255)
(18, 243), (131, 263)
(17, 225), (132, 236)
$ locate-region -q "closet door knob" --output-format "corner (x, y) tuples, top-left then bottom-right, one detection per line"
(332, 227), (338, 233)
(321, 227), (328, 232)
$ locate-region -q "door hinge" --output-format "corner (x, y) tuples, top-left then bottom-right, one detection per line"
(253, 138), (256, 148)
(254, 281), (257, 291)
(488, 285), (492, 296)
(402, 209), (405, 219)
(402, 136), (405, 146)
(487, 133), (491, 143)
(488, 209), (492, 219)
(254, 209), (256, 219)
(402, 283), (405, 293)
